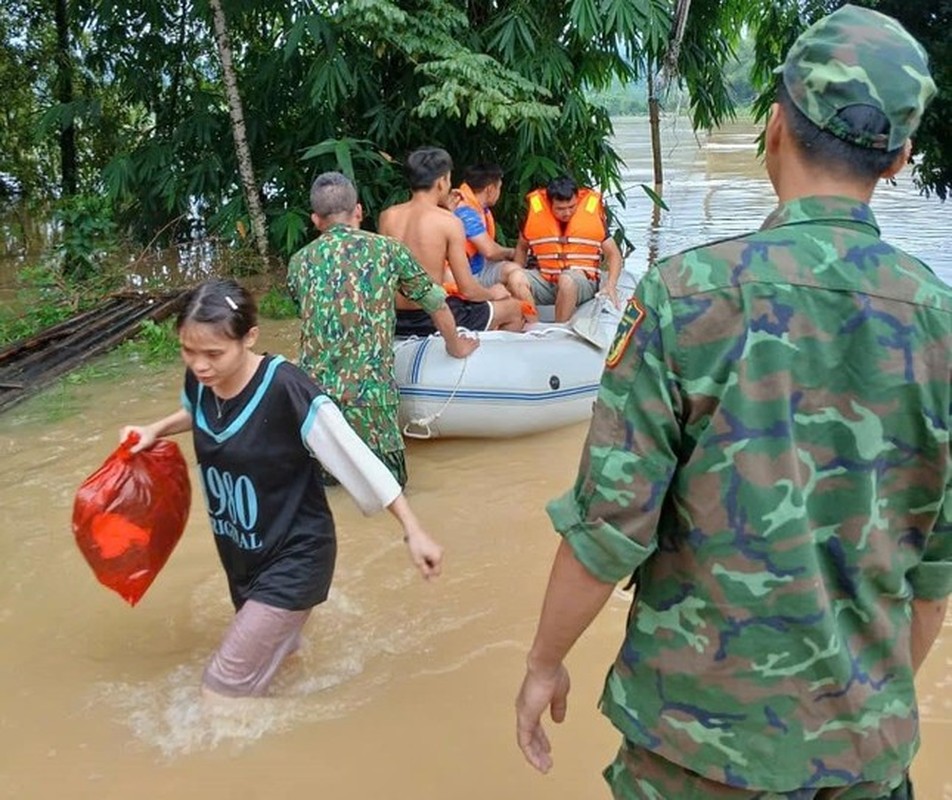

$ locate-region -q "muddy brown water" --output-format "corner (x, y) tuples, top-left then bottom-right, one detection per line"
(0, 117), (948, 798)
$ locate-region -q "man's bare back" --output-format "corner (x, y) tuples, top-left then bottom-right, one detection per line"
(379, 198), (458, 310)
(381, 147), (523, 330)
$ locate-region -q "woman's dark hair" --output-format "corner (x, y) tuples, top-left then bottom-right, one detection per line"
(176, 278), (257, 340)
(778, 83), (903, 181)
(406, 147), (453, 190)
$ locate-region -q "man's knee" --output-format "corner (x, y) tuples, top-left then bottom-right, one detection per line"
(500, 297), (523, 320)
(557, 272), (579, 298)
(498, 260), (522, 277)
(506, 266), (529, 291)
(491, 298), (525, 329)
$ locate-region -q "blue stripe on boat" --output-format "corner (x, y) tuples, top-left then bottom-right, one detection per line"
(399, 383), (599, 402)
(409, 338), (430, 384)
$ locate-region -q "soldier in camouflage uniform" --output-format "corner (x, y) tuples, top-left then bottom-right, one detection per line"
(515, 6), (950, 798)
(288, 172), (478, 487)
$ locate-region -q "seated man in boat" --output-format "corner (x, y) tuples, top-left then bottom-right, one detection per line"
(514, 175), (623, 322)
(287, 171), (478, 487)
(452, 163), (534, 306)
(379, 147), (526, 336)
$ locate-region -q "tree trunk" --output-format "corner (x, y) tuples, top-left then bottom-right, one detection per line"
(664, 0), (692, 80)
(648, 70), (663, 187)
(647, 192), (663, 269)
(54, 0), (77, 198)
(208, 0), (270, 270)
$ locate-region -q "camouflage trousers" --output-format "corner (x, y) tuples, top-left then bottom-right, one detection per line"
(343, 402), (404, 457)
(605, 741), (914, 800)
(375, 449), (408, 488)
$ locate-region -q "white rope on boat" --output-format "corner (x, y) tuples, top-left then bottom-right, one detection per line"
(522, 325), (580, 339)
(402, 329), (474, 440)
(399, 313), (614, 439)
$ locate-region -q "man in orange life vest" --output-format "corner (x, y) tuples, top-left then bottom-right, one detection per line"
(452, 163), (533, 305)
(514, 175), (623, 322)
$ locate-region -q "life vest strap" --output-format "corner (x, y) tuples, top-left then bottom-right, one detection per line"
(528, 235), (601, 248)
(539, 265), (600, 282)
(537, 253), (602, 263)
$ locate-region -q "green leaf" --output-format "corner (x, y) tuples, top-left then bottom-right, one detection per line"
(301, 139), (339, 160)
(270, 208), (309, 257)
(640, 183), (670, 211)
(569, 0), (600, 40)
(334, 139), (355, 180)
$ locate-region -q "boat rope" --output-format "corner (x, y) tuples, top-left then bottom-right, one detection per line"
(400, 325), (590, 439)
(402, 330), (474, 440)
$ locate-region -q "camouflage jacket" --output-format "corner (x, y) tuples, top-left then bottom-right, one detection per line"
(548, 196), (952, 791)
(287, 224), (445, 450)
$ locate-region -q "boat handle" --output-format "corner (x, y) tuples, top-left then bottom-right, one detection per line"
(403, 420), (435, 440)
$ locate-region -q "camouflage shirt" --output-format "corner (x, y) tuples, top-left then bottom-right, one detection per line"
(287, 223), (446, 454)
(548, 196), (952, 792)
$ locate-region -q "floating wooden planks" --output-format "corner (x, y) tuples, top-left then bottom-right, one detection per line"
(0, 291), (186, 413)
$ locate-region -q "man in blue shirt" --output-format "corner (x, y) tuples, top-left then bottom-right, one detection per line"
(453, 163), (533, 307)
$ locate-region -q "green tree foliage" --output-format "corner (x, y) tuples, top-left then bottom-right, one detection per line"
(0, 1), (133, 200)
(864, 0), (951, 200)
(664, 0), (752, 130)
(0, 0), (63, 202)
(723, 32), (758, 109)
(749, 0), (950, 199)
(1, 0), (947, 277)
(83, 0), (232, 241)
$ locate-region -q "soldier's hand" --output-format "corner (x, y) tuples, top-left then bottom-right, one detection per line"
(515, 662), (571, 774)
(445, 333), (479, 359)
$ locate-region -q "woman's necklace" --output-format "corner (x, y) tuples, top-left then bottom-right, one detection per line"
(210, 356), (262, 421)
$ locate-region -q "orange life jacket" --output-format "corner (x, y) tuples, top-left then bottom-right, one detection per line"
(521, 188), (605, 283)
(457, 182), (496, 262)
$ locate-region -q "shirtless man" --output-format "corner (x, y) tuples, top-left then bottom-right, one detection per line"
(380, 147), (525, 335)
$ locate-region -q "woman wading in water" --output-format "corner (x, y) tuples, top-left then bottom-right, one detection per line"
(121, 278), (443, 699)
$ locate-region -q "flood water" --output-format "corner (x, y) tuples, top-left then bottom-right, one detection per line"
(0, 117), (949, 799)
(613, 116), (951, 281)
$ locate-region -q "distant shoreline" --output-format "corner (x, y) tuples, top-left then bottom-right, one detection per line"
(609, 110), (759, 125)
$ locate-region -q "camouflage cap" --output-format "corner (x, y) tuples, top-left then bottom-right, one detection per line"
(777, 4), (936, 150)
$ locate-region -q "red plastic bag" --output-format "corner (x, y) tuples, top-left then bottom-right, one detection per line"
(72, 433), (191, 605)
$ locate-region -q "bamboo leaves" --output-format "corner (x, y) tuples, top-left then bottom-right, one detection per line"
(5, 0), (947, 273)
(485, 11), (537, 62)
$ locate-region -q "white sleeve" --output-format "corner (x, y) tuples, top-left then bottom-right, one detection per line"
(301, 398), (402, 515)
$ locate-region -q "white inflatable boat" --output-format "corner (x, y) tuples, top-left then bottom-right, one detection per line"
(394, 297), (624, 439)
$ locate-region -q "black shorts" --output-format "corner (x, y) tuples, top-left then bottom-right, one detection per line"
(395, 295), (493, 337)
